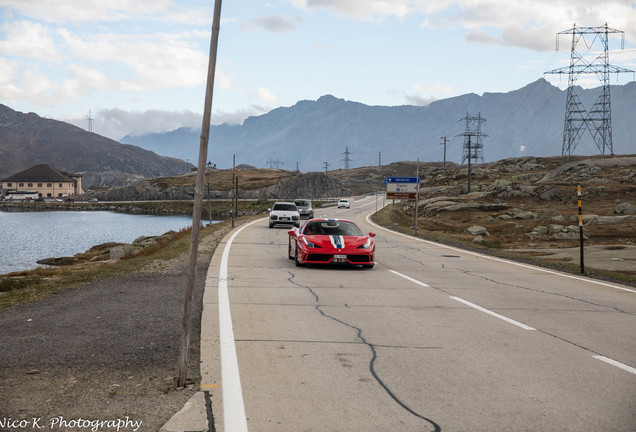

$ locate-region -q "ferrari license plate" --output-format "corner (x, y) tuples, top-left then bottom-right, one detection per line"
(334, 254), (346, 263)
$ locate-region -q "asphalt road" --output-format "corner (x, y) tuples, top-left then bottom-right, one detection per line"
(199, 195), (636, 432)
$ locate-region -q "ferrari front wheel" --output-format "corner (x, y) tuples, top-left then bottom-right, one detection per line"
(295, 251), (304, 267)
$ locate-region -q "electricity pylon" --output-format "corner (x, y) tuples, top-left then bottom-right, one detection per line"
(456, 112), (487, 193)
(342, 146), (352, 170)
(545, 23), (634, 156)
(457, 112), (486, 165)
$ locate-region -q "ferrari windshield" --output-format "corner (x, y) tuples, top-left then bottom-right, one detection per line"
(302, 220), (363, 236)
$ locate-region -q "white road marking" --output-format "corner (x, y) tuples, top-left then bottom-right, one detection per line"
(365, 211), (636, 294)
(389, 269), (431, 287)
(593, 355), (636, 375)
(387, 268), (535, 330)
(450, 296), (537, 331)
(219, 219), (261, 432)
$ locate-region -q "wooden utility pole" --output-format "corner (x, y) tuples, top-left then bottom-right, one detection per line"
(177, 0), (223, 388)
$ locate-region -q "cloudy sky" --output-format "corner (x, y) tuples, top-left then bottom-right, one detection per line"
(1, 0), (635, 141)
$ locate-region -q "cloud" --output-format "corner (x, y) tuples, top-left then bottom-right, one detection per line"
(248, 15), (304, 33)
(0, 18), (233, 108)
(63, 108), (204, 140)
(1, 0), (211, 26)
(289, 0), (636, 51)
(62, 105), (272, 140)
(213, 105), (272, 125)
(288, 0), (412, 19)
(256, 87), (279, 104)
(405, 83), (456, 105)
(0, 20), (64, 60)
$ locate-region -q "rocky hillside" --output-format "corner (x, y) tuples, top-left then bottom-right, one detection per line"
(83, 168), (351, 201)
(0, 104), (193, 186)
(374, 154), (636, 283)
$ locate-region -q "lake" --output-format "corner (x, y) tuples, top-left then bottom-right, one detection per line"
(0, 211), (208, 275)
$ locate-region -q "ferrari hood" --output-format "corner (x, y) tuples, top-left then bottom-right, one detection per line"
(304, 235), (369, 250)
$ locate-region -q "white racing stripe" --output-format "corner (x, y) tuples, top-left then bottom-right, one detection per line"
(219, 219), (261, 432)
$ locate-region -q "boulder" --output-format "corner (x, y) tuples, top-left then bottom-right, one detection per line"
(614, 202), (636, 215)
(464, 225), (490, 236)
(548, 224), (565, 234)
(513, 211), (538, 220)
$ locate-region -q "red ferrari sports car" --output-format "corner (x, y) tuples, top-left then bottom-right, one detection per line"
(288, 218), (375, 268)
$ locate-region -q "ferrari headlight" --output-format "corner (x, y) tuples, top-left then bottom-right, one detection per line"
(358, 238), (372, 249)
(302, 237), (319, 248)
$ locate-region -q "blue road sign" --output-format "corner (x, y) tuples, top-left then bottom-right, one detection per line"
(385, 176), (419, 184)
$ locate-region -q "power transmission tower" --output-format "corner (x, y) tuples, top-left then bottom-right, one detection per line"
(545, 23), (634, 156)
(323, 161), (329, 174)
(267, 159), (284, 169)
(457, 113), (486, 165)
(456, 113), (488, 193)
(86, 110), (93, 133)
(342, 146), (352, 170)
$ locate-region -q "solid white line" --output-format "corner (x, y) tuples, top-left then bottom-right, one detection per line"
(450, 296), (536, 331)
(593, 355), (636, 375)
(365, 211), (636, 293)
(219, 219), (261, 432)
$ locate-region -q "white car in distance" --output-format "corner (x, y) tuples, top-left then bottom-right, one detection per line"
(337, 199), (350, 209)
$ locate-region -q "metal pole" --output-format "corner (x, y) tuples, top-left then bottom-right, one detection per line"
(232, 154), (235, 228)
(177, 0), (222, 388)
(392, 198), (395, 226)
(578, 185), (585, 273)
(440, 137), (447, 169)
(414, 159), (419, 236)
(207, 178), (211, 225)
(467, 135), (472, 193)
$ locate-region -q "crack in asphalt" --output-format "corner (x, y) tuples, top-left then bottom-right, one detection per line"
(286, 271), (442, 432)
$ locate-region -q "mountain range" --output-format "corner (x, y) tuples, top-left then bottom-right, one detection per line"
(0, 105), (192, 185)
(121, 79), (636, 172)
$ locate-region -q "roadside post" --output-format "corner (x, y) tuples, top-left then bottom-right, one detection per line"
(415, 160), (420, 236)
(578, 185), (585, 274)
